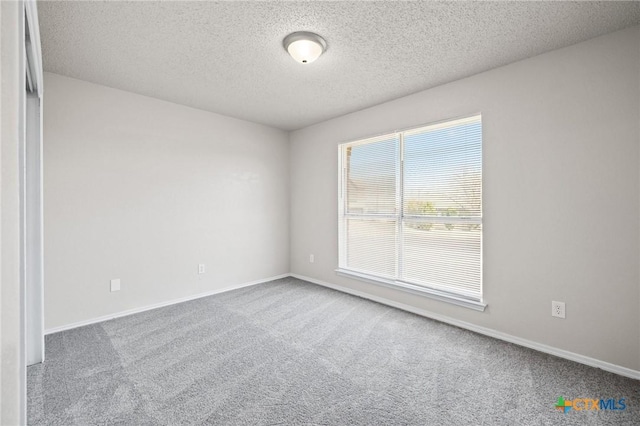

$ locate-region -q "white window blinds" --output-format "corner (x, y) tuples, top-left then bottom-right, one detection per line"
(339, 115), (483, 304)
(341, 135), (399, 279)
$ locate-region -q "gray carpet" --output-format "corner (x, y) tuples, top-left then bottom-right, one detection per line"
(28, 277), (639, 425)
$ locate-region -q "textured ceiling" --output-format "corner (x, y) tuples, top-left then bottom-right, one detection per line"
(38, 1), (640, 131)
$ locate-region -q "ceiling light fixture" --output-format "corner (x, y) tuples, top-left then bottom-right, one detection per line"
(283, 31), (327, 64)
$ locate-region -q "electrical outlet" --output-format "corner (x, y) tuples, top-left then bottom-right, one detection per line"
(552, 301), (565, 319)
(198, 264), (206, 274)
(110, 279), (121, 292)
(309, 254), (315, 263)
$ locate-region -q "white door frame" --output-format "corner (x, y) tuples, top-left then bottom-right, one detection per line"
(24, 0), (44, 366)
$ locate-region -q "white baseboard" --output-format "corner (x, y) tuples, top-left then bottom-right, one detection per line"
(290, 273), (640, 381)
(44, 274), (289, 335)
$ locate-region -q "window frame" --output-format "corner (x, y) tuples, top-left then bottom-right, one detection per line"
(336, 114), (486, 311)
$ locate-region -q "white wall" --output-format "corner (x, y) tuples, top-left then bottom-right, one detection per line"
(1, 1), (26, 424)
(290, 26), (640, 371)
(44, 73), (290, 330)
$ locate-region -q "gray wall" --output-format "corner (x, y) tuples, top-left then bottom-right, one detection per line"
(289, 27), (640, 370)
(44, 73), (290, 329)
(43, 26), (640, 373)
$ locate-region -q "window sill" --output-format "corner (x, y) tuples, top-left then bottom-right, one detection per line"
(335, 268), (487, 312)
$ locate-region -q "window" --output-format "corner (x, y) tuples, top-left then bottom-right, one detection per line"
(338, 115), (484, 310)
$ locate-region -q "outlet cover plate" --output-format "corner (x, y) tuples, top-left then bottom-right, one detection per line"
(110, 279), (121, 292)
(552, 301), (565, 318)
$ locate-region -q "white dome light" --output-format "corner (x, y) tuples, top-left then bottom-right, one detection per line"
(283, 32), (327, 64)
